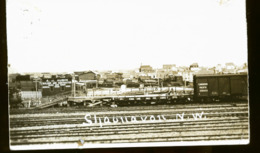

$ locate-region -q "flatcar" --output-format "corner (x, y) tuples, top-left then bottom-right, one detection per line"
(193, 74), (248, 102)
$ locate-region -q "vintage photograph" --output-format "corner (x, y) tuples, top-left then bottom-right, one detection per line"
(7, 0), (248, 150)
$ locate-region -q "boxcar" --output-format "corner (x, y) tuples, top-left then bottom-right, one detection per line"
(193, 74), (248, 102)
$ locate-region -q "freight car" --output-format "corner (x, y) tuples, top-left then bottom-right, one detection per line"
(193, 74), (248, 102)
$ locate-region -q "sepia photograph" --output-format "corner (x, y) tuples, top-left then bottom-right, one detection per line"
(7, 0), (249, 150)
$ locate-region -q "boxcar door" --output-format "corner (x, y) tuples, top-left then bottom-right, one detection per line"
(230, 75), (247, 96)
(218, 77), (231, 96)
(208, 78), (219, 97)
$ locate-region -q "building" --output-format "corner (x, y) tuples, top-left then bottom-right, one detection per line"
(139, 65), (153, 73)
(215, 64), (223, 74)
(156, 69), (166, 79)
(77, 71), (97, 81)
(163, 64), (174, 70)
(194, 69), (215, 75)
(189, 63), (200, 72)
(139, 76), (152, 81)
(14, 74), (42, 100)
(178, 70), (193, 83)
(41, 75), (72, 96)
(225, 62), (236, 70)
(15, 75), (38, 91)
(42, 73), (52, 79)
(75, 71), (100, 88)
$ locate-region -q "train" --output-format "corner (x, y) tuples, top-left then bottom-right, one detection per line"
(10, 73), (248, 108)
(67, 74), (248, 107)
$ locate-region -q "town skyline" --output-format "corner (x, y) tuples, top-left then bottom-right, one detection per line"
(8, 62), (247, 74)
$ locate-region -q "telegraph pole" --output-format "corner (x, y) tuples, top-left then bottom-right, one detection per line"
(33, 78), (40, 103)
(71, 74), (76, 97)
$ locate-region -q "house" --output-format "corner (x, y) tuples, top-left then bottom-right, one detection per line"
(75, 71), (100, 88)
(77, 71), (97, 81)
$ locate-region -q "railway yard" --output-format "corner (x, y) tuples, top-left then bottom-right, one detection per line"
(8, 73), (249, 149)
(9, 101), (249, 149)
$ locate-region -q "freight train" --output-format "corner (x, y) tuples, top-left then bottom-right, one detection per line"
(67, 74), (248, 107)
(10, 74), (248, 108)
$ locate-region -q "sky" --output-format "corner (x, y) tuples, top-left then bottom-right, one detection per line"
(7, 0), (247, 73)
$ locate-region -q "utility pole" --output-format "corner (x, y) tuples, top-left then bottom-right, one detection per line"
(71, 74), (76, 97)
(74, 78), (76, 97)
(157, 69), (160, 87)
(183, 77), (186, 94)
(33, 78), (40, 103)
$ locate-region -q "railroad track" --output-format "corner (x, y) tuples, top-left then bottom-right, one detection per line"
(9, 102), (249, 148)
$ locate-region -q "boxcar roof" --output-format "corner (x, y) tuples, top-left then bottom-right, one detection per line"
(194, 74), (247, 77)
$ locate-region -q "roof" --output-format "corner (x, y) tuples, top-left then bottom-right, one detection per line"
(194, 74), (247, 77)
(75, 71), (97, 76)
(163, 64), (176, 67)
(190, 63), (198, 66)
(225, 62), (235, 66)
(140, 65), (152, 68)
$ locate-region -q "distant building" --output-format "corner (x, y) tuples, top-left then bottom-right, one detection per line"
(122, 72), (135, 79)
(222, 63), (236, 74)
(156, 69), (166, 79)
(237, 69), (248, 74)
(101, 72), (124, 87)
(162, 64), (178, 73)
(189, 63), (200, 72)
(78, 71), (97, 81)
(15, 75), (40, 91)
(75, 71), (100, 88)
(139, 76), (152, 80)
(41, 75), (72, 96)
(194, 69), (215, 75)
(243, 63), (247, 69)
(105, 72), (123, 81)
(163, 64), (176, 70)
(215, 64), (222, 73)
(225, 62), (235, 70)
(178, 70), (193, 83)
(223, 69), (236, 74)
(42, 73), (52, 79)
(139, 65), (153, 73)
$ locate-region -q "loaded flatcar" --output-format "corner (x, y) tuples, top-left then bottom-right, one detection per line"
(193, 74), (248, 102)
